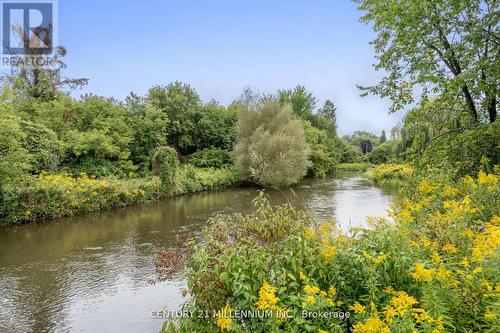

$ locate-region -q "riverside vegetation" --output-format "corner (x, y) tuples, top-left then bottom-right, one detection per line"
(154, 0), (499, 332)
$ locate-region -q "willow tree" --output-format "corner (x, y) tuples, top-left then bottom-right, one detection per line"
(355, 0), (498, 123)
(234, 102), (310, 187)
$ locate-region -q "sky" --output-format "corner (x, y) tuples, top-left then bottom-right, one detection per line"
(35, 0), (403, 136)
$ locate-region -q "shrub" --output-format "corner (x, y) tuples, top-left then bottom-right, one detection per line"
(335, 163), (371, 173)
(20, 120), (62, 173)
(367, 140), (400, 165)
(160, 171), (499, 332)
(187, 148), (233, 169)
(234, 102), (310, 187)
(370, 163), (413, 185)
(175, 165), (240, 194)
(152, 146), (178, 193)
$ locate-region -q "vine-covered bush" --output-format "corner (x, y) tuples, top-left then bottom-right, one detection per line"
(152, 146), (179, 192)
(159, 170), (499, 332)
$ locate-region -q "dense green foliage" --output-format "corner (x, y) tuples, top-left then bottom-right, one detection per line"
(367, 140), (401, 165)
(187, 148), (233, 169)
(355, 0), (498, 123)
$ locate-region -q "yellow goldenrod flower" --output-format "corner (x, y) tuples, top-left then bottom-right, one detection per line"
(374, 254), (388, 265)
(328, 286), (336, 297)
(302, 295), (315, 308)
(256, 281), (279, 310)
(303, 285), (320, 295)
(441, 243), (458, 254)
(411, 262), (434, 282)
(349, 301), (365, 314)
(215, 305), (232, 331)
(299, 271), (306, 281)
(390, 291), (418, 316)
(320, 245), (337, 261)
(472, 267), (483, 274)
(352, 317), (390, 333)
(484, 309), (496, 320)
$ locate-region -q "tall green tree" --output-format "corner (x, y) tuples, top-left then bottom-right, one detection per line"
(277, 85), (317, 119)
(146, 82), (201, 155)
(379, 130), (387, 144)
(355, 0), (499, 123)
(318, 100), (338, 136)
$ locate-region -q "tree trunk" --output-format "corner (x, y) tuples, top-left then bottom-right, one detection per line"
(461, 85), (478, 123)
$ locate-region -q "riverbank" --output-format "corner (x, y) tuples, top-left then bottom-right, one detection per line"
(160, 170), (499, 332)
(1, 163), (411, 225)
(0, 166), (241, 225)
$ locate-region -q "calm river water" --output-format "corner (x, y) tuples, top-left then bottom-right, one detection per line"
(0, 175), (397, 333)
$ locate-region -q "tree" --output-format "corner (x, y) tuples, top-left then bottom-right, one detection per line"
(125, 92), (169, 174)
(355, 0), (498, 123)
(303, 121), (340, 177)
(276, 85), (317, 119)
(152, 146), (179, 193)
(234, 102), (310, 187)
(146, 82), (201, 155)
(379, 130), (387, 144)
(318, 100), (338, 136)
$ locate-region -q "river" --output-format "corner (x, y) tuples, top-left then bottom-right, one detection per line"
(0, 175), (397, 333)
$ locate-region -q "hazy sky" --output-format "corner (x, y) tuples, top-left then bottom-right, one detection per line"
(45, 0), (403, 135)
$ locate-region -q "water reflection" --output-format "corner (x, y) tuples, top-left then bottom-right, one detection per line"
(0, 175), (397, 333)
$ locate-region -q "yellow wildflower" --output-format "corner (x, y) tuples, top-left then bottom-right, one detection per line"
(215, 305), (232, 331)
(326, 298), (334, 306)
(460, 257), (469, 268)
(349, 301), (365, 314)
(431, 252), (442, 264)
(484, 309), (496, 320)
(390, 291), (418, 316)
(352, 317), (390, 333)
(305, 227), (315, 240)
(384, 306), (396, 324)
(418, 180), (438, 193)
(328, 285), (336, 297)
(320, 245), (337, 261)
(383, 286), (394, 295)
(374, 254), (388, 265)
(303, 285), (320, 295)
(411, 262), (434, 282)
(299, 271), (306, 281)
(302, 295), (315, 308)
(435, 265), (451, 281)
(472, 267), (483, 274)
(319, 291), (327, 297)
(441, 243), (458, 254)
(442, 185), (458, 196)
(256, 281), (279, 310)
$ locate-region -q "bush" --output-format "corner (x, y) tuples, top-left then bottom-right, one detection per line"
(187, 148), (233, 169)
(152, 146), (179, 193)
(336, 163), (371, 173)
(234, 102), (310, 187)
(160, 171), (499, 332)
(370, 163), (413, 185)
(367, 140), (400, 165)
(20, 120), (62, 173)
(175, 165), (240, 194)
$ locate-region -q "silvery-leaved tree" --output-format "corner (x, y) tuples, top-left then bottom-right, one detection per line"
(354, 0), (498, 123)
